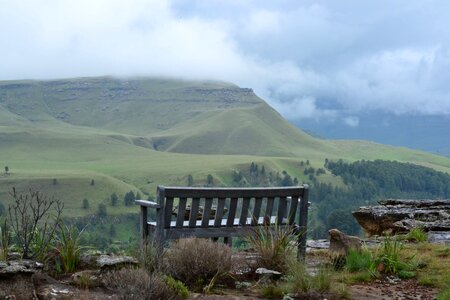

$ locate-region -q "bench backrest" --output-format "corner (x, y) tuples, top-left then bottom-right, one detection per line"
(156, 185), (309, 230)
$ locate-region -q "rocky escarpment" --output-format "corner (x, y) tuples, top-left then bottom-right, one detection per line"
(352, 199), (450, 239)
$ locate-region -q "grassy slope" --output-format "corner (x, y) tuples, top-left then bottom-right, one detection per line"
(1, 77), (450, 217)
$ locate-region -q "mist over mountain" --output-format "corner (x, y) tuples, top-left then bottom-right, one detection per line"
(296, 112), (450, 156)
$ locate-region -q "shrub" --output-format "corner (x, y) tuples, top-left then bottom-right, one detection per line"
(165, 238), (232, 290)
(261, 284), (284, 299)
(374, 235), (403, 273)
(284, 260), (333, 295)
(437, 288), (450, 300)
(53, 224), (86, 273)
(405, 228), (428, 243)
(345, 249), (374, 272)
(104, 268), (178, 300)
(246, 223), (298, 271)
(136, 238), (164, 274)
(164, 276), (189, 299)
(8, 188), (63, 258)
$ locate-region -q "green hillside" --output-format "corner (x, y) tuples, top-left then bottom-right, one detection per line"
(1, 76), (450, 217)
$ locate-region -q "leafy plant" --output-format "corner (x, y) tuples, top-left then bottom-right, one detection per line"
(246, 222), (299, 271)
(405, 228), (428, 243)
(345, 249), (375, 272)
(375, 236), (404, 274)
(53, 223), (87, 273)
(164, 276), (189, 299)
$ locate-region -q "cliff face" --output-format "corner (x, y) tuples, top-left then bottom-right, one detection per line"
(353, 199), (450, 236)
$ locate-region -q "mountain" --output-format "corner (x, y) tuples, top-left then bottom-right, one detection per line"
(1, 77), (450, 217)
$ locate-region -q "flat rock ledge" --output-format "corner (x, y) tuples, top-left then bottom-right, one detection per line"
(352, 199), (450, 238)
(0, 260), (43, 276)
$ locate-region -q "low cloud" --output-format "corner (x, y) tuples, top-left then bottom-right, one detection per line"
(1, 0), (450, 121)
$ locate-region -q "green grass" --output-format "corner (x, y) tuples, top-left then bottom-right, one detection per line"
(1, 76), (450, 221)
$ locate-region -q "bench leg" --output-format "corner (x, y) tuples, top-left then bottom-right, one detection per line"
(224, 237), (232, 247)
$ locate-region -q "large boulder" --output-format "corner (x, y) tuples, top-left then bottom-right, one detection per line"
(353, 199), (450, 236)
(328, 229), (361, 255)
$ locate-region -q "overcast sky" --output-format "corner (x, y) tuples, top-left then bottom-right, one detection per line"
(1, 0), (450, 123)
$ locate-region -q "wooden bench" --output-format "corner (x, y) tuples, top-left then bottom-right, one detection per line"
(136, 185), (309, 260)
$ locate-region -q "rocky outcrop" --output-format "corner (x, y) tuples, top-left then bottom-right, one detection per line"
(353, 199), (450, 236)
(328, 229), (362, 255)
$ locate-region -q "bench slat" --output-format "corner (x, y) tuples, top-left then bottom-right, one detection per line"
(288, 196), (299, 224)
(277, 197), (287, 224)
(163, 186), (304, 198)
(264, 197), (274, 224)
(189, 198), (200, 228)
(227, 198), (238, 226)
(149, 216), (281, 228)
(176, 198), (187, 228)
(214, 198), (226, 227)
(202, 198), (213, 227)
(251, 197), (262, 226)
(239, 197), (250, 226)
(164, 197), (174, 229)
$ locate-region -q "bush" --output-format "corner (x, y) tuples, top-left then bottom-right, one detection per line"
(345, 249), (375, 272)
(53, 224), (86, 273)
(165, 238), (232, 290)
(284, 260), (333, 295)
(136, 238), (164, 274)
(164, 276), (189, 299)
(104, 268), (178, 300)
(261, 284), (284, 299)
(405, 228), (428, 243)
(8, 188), (63, 258)
(246, 223), (298, 272)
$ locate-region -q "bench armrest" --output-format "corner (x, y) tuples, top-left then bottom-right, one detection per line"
(135, 200), (160, 208)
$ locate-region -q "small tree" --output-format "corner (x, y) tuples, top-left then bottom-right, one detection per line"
(109, 224), (116, 237)
(206, 174), (214, 187)
(98, 203), (107, 218)
(8, 187), (64, 258)
(124, 191), (135, 206)
(4, 166), (9, 175)
(91, 179), (95, 186)
(187, 174), (194, 186)
(82, 198), (89, 209)
(110, 193), (118, 206)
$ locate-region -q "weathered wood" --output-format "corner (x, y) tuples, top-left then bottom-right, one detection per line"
(251, 197), (262, 226)
(202, 198), (213, 227)
(140, 205), (148, 240)
(189, 198), (200, 228)
(240, 197), (250, 226)
(227, 198), (238, 226)
(277, 197), (287, 224)
(265, 197), (274, 224)
(164, 197), (174, 229)
(288, 196), (299, 225)
(135, 200), (159, 208)
(298, 185), (309, 261)
(176, 198), (187, 228)
(155, 186), (166, 244)
(215, 198), (226, 227)
(137, 185), (309, 261)
(163, 186), (303, 198)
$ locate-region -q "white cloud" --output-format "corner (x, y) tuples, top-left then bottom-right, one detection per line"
(1, 0), (450, 120)
(343, 116), (359, 127)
